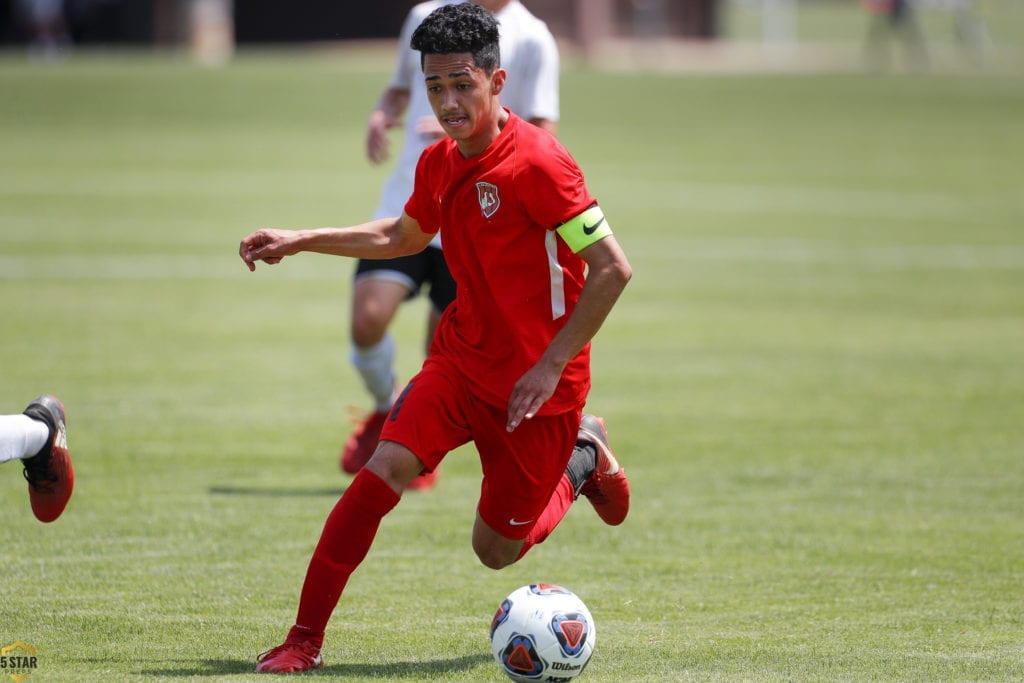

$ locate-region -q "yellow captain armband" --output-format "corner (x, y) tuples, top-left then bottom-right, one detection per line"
(556, 204), (613, 253)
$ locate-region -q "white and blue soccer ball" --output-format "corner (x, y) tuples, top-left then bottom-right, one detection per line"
(489, 583), (596, 682)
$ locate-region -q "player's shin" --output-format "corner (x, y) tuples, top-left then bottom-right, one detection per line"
(516, 474), (576, 560)
(292, 469), (400, 637)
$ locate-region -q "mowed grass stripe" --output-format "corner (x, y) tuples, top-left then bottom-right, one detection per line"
(5, 241), (1024, 281)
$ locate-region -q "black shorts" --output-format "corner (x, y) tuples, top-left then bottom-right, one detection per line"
(354, 247), (456, 312)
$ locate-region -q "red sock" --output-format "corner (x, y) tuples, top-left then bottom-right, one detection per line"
(517, 474), (576, 560)
(291, 469), (400, 642)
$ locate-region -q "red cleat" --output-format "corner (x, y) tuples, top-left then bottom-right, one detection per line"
(22, 394), (74, 523)
(341, 408), (442, 490)
(577, 415), (630, 526)
(255, 639), (323, 674)
(340, 409), (389, 474)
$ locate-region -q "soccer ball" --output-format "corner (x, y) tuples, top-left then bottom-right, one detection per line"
(489, 583), (596, 682)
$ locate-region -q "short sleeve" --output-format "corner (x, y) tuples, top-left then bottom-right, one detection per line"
(520, 138), (594, 230)
(404, 146), (441, 235)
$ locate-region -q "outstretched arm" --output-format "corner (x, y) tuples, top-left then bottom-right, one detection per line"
(506, 234), (632, 431)
(239, 213), (432, 272)
(367, 87), (410, 165)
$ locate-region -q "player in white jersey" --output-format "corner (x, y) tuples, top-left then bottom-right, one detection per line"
(340, 0), (560, 488)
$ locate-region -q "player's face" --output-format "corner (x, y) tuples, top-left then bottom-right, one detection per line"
(423, 52), (506, 157)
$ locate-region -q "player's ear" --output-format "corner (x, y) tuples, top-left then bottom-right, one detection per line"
(491, 68), (506, 96)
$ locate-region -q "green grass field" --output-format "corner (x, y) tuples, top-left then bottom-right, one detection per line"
(1, 45), (1023, 681)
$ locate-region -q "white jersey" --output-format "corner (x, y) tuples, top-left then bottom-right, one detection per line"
(372, 0), (561, 236)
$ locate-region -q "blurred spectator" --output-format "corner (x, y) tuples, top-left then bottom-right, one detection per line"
(15, 0), (70, 59)
(189, 0), (233, 65)
(947, 0), (991, 65)
(862, 0), (929, 70)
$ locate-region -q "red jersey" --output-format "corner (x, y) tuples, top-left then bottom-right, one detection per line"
(405, 112), (596, 414)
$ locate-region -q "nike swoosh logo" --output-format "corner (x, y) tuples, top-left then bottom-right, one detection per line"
(508, 518), (534, 526)
(582, 216), (605, 235)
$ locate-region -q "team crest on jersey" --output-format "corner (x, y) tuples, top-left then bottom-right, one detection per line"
(476, 181), (500, 218)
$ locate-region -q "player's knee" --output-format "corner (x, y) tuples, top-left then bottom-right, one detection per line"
(351, 313), (388, 348)
(472, 539), (519, 570)
(475, 548), (513, 570)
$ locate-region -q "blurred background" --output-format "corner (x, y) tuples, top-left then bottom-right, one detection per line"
(1, 0), (1021, 72)
(2, 1), (1022, 679)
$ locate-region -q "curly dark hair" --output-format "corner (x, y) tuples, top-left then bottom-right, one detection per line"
(410, 3), (501, 73)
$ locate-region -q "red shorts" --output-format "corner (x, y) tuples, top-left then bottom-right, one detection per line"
(380, 354), (583, 540)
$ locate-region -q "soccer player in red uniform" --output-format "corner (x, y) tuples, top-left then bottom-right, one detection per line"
(238, 3), (632, 673)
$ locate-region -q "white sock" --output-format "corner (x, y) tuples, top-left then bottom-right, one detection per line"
(350, 333), (398, 412)
(0, 414), (50, 464)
